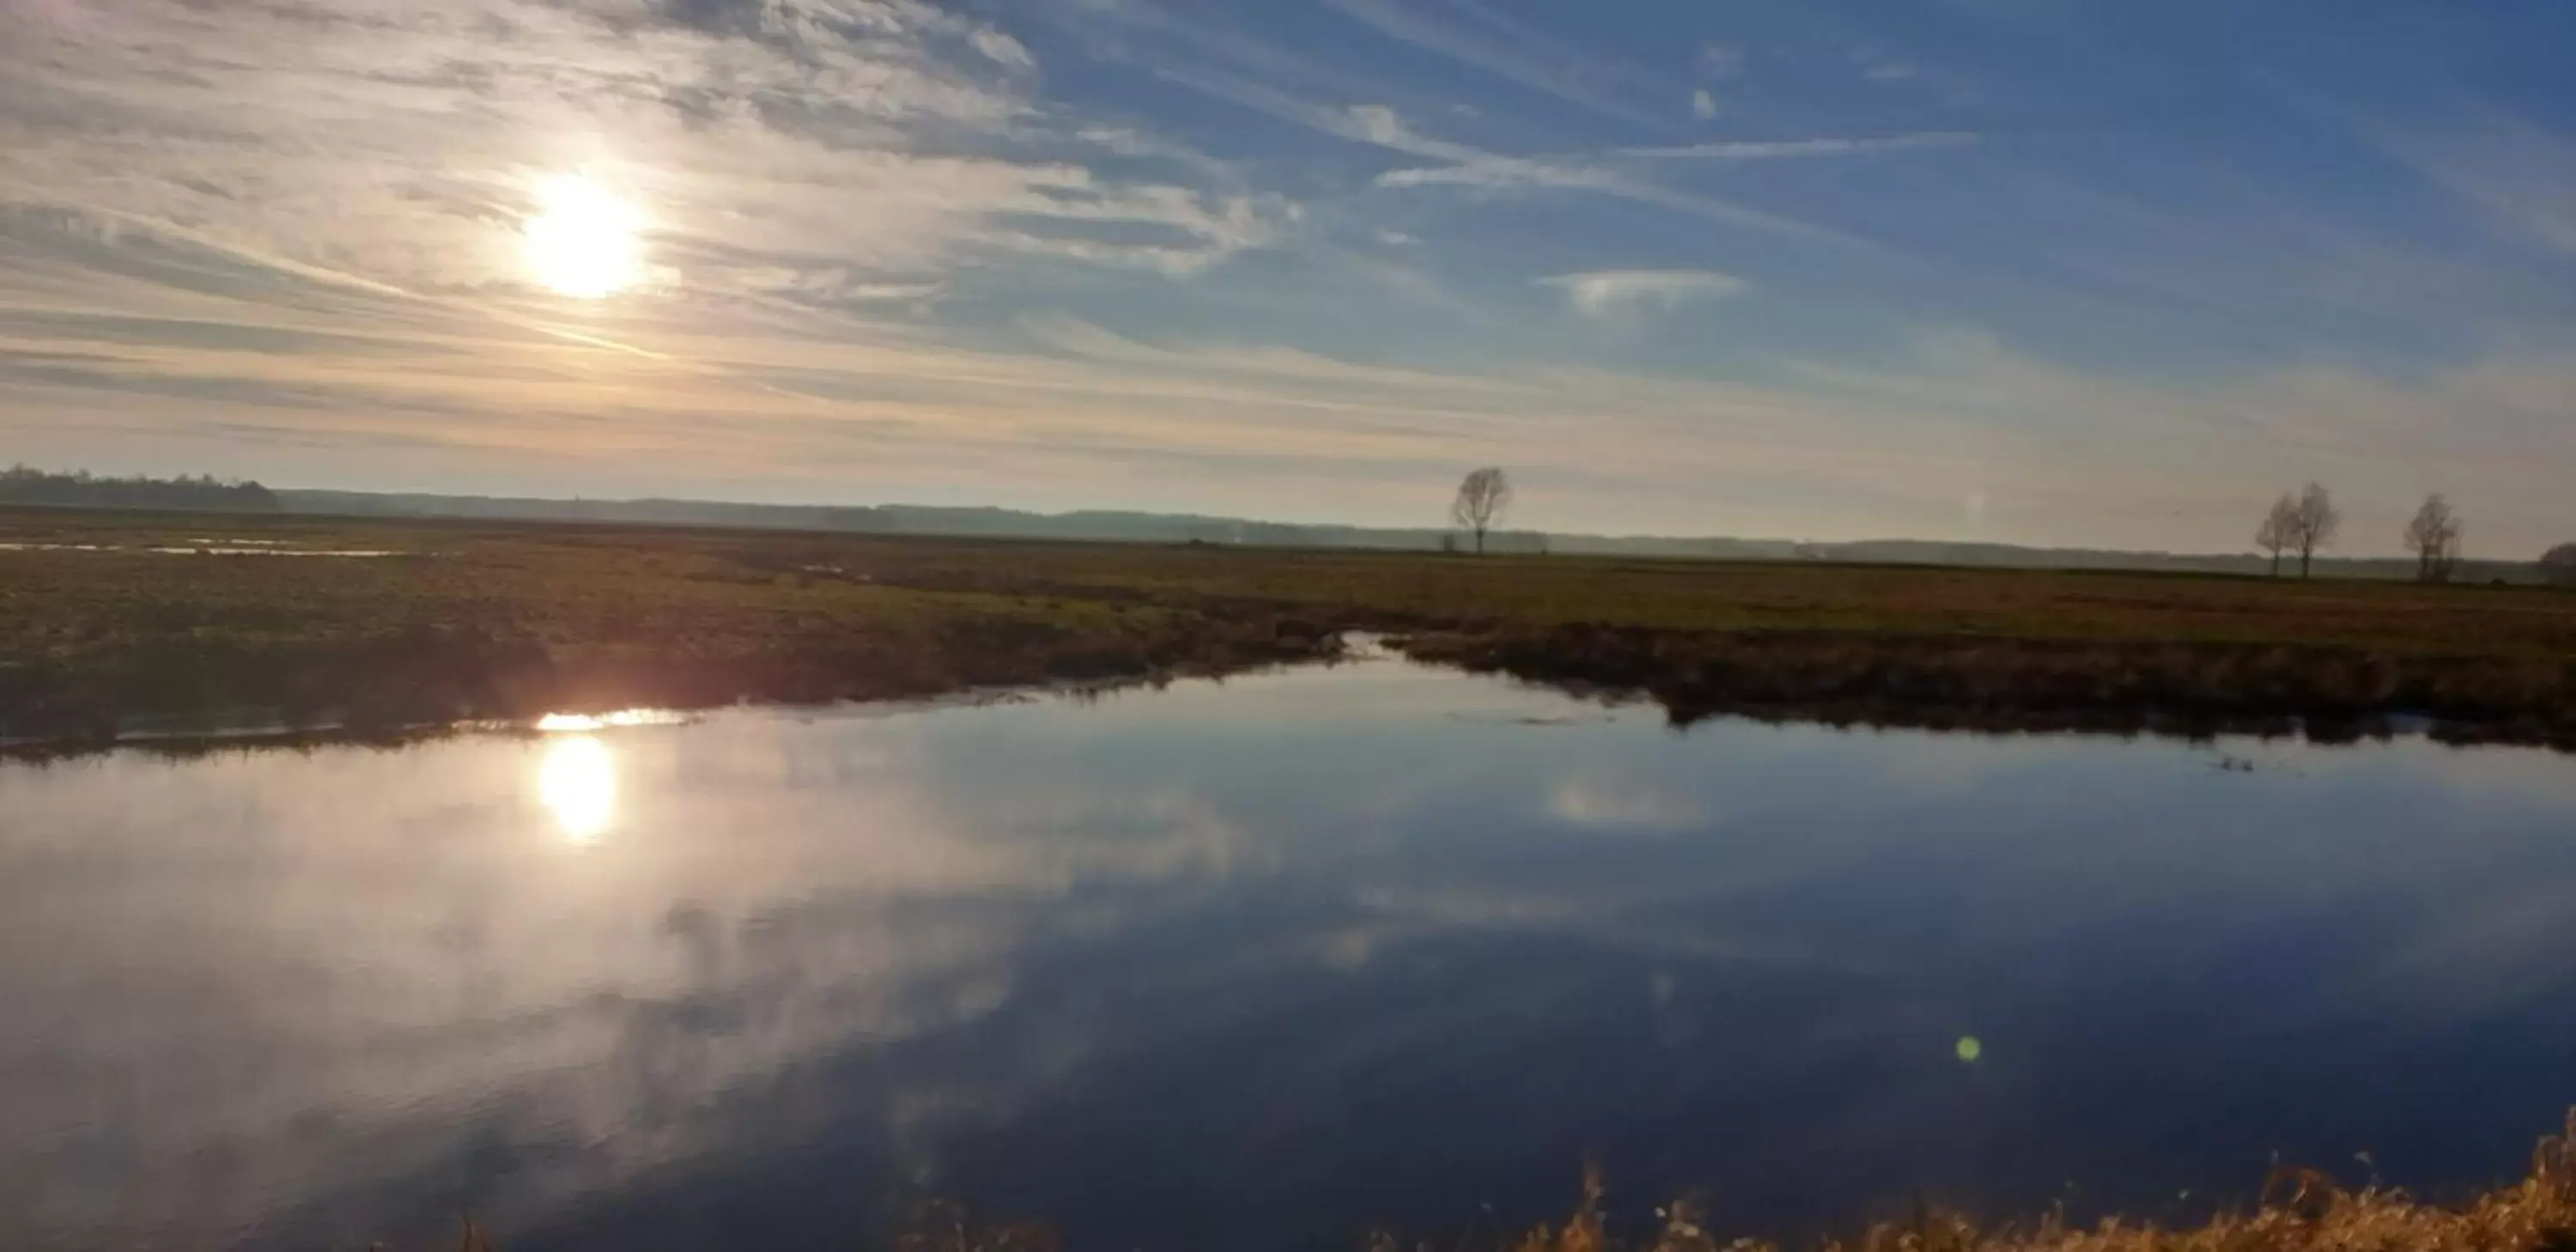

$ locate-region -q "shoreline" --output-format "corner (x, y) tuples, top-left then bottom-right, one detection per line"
(0, 634), (1348, 762)
(0, 651), (1386, 764)
(10, 633), (2576, 762)
(1393, 625), (2576, 751)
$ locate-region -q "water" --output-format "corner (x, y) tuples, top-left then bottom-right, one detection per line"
(0, 541), (398, 556)
(5, 657), (2576, 1251)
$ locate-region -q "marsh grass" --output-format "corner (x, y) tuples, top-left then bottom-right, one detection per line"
(720, 1114), (2576, 1252)
(1398, 624), (2576, 746)
(9, 507), (2576, 751)
(351, 1115), (2576, 1251)
(1358, 1116), (2576, 1252)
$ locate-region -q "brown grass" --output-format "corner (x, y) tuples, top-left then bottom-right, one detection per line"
(838, 1115), (2576, 1252)
(8, 507), (2576, 751)
(361, 1114), (2576, 1251)
(1397, 624), (2576, 746)
(1383, 1116), (2576, 1252)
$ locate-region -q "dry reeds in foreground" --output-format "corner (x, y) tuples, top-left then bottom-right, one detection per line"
(413, 1112), (2576, 1252)
(1385, 1114), (2576, 1252)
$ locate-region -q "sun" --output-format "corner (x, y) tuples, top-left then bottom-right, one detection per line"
(522, 173), (645, 299)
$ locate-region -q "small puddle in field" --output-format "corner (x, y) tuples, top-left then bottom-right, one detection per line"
(0, 541), (400, 556)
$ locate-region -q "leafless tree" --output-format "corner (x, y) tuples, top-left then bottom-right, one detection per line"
(2403, 494), (2465, 584)
(2254, 493), (2299, 578)
(2541, 544), (2576, 587)
(1450, 467), (1513, 555)
(2289, 482), (2340, 579)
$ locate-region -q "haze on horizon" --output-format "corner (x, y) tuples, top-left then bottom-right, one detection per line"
(3, 0), (2574, 555)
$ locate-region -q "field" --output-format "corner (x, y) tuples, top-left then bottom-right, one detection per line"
(8, 507), (2576, 748)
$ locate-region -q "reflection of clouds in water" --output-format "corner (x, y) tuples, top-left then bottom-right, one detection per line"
(971, 788), (1259, 888)
(2342, 740), (2576, 816)
(1329, 884), (1881, 979)
(2319, 879), (2576, 1026)
(9, 666), (2576, 1248)
(1852, 726), (2079, 794)
(1547, 775), (1707, 833)
(0, 711), (1269, 1247)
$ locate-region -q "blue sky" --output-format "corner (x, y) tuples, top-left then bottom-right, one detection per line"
(5, 0), (2576, 551)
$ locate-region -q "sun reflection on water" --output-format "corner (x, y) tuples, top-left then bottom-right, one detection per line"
(536, 709), (684, 733)
(538, 735), (618, 844)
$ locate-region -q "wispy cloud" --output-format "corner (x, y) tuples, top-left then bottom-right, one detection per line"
(1367, 118), (1972, 241)
(1542, 269), (1749, 319)
(18, 186), (2576, 550)
(2369, 107), (2576, 258)
(0, 0), (1293, 297)
(1040, 9), (1959, 249)
(1320, 0), (1667, 126)
(1617, 132), (1978, 161)
(1119, 78), (1853, 244)
(8, 0), (2576, 556)
(1346, 103), (1417, 147)
(1377, 156), (1854, 242)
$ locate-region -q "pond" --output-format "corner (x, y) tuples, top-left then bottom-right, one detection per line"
(5, 655), (2575, 1251)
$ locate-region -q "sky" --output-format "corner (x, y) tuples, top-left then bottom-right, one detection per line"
(4, 0), (2576, 552)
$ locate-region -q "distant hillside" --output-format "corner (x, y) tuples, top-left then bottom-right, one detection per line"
(275, 489), (1570, 552)
(267, 488), (2546, 582)
(0, 471), (2531, 581)
(2, 466), (279, 514)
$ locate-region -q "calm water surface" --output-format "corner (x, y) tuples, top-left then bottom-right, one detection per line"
(6, 658), (2576, 1250)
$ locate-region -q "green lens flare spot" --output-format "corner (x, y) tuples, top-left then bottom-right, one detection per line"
(1955, 1036), (1984, 1063)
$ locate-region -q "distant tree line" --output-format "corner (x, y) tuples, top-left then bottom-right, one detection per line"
(2253, 483), (2576, 586)
(0, 465), (282, 513)
(1437, 470), (2575, 582)
(2543, 544), (2576, 588)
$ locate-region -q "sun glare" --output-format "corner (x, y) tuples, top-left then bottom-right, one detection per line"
(522, 173), (644, 299)
(538, 735), (619, 844)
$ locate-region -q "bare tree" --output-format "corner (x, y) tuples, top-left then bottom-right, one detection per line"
(2288, 482), (2341, 579)
(2254, 493), (2299, 578)
(2541, 544), (2576, 587)
(1449, 467), (1513, 555)
(2403, 494), (2465, 584)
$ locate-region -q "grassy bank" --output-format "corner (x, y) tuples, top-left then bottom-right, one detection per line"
(0, 510), (1340, 745)
(893, 1116), (2576, 1252)
(1441, 1117), (2576, 1252)
(1400, 624), (2576, 746)
(7, 507), (2576, 749)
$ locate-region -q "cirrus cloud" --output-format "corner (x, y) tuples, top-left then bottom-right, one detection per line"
(1541, 269), (1749, 319)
